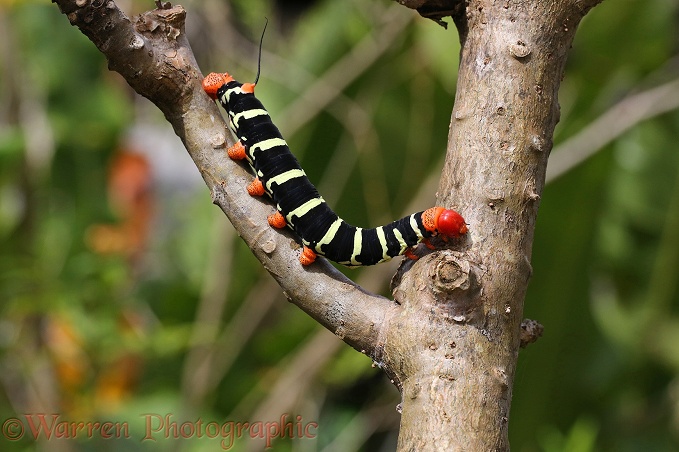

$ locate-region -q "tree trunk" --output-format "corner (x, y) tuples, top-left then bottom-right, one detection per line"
(51, 0), (603, 449)
(390, 1), (603, 449)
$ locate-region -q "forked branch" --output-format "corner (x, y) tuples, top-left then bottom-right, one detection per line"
(51, 0), (395, 363)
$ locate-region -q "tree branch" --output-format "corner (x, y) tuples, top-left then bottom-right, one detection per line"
(53, 0), (606, 450)
(51, 0), (393, 362)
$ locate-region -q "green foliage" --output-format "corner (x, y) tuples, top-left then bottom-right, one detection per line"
(1, 0), (678, 450)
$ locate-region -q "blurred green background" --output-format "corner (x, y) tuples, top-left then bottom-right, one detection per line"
(1, 0), (678, 450)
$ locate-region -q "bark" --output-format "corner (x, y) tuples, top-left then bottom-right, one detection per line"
(51, 0), (602, 450)
(390, 0), (603, 449)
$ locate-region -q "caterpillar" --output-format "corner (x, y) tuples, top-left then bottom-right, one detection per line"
(202, 73), (468, 266)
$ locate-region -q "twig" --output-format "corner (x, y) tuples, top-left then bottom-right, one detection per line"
(546, 77), (679, 182)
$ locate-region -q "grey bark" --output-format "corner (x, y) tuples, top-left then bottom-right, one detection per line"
(51, 0), (602, 450)
(390, 1), (603, 449)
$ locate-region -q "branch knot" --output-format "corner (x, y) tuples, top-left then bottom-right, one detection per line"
(431, 254), (470, 294)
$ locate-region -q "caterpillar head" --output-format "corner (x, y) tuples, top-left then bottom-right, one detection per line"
(422, 207), (468, 238)
(202, 72), (235, 100)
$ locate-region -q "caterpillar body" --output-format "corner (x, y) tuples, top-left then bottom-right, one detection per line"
(202, 72), (468, 266)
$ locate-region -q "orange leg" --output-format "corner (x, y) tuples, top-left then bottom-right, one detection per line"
(227, 141), (247, 160)
(422, 238), (437, 250)
(404, 248), (419, 261)
(267, 211), (287, 229)
(247, 178), (265, 196)
(299, 246), (317, 266)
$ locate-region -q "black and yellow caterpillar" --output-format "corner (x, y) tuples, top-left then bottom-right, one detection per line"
(202, 72), (468, 266)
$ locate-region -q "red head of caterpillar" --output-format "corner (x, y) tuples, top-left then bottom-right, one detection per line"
(422, 207), (468, 238)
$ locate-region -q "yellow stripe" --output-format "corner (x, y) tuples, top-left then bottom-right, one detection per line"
(315, 218), (343, 254)
(350, 228), (363, 266)
(220, 90), (233, 104)
(232, 108), (269, 129)
(222, 86), (254, 103)
(375, 227), (390, 262)
(286, 197), (324, 226)
(250, 138), (287, 154)
(393, 228), (408, 254)
(409, 214), (424, 241)
(265, 169), (306, 192)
